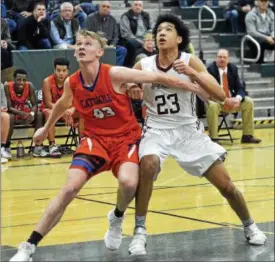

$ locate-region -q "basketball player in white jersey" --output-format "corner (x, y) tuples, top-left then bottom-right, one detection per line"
(128, 14), (267, 255)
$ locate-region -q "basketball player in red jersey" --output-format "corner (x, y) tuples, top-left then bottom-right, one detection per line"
(10, 29), (209, 262)
(4, 69), (47, 158)
(40, 57), (75, 158)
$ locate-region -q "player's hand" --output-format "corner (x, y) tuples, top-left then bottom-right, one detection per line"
(223, 98), (240, 110)
(127, 83), (143, 100)
(26, 113), (35, 124)
(65, 115), (74, 126)
(33, 127), (48, 145)
(0, 107), (8, 112)
(173, 60), (197, 79)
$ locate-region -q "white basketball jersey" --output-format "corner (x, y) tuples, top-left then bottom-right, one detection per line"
(140, 52), (198, 129)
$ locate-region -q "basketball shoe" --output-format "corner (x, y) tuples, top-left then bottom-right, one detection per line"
(244, 223), (267, 245)
(10, 242), (36, 261)
(104, 209), (124, 250)
(129, 227), (147, 255)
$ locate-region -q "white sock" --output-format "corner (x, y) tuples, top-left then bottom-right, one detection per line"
(135, 216), (146, 229)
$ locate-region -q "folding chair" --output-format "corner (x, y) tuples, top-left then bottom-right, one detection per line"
(217, 113), (238, 144)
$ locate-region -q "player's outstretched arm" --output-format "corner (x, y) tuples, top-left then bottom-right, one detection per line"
(44, 78), (73, 130)
(109, 63), (208, 97)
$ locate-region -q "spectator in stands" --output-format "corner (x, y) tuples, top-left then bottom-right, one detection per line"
(120, 0), (153, 67)
(1, 83), (11, 163)
(40, 57), (73, 157)
(224, 0), (254, 33)
(1, 0), (17, 34)
(245, 0), (274, 63)
(47, 0), (88, 28)
(50, 2), (80, 49)
(1, 18), (14, 72)
(4, 69), (48, 157)
(206, 49), (261, 144)
(85, 1), (127, 66)
(17, 2), (52, 50)
(179, 0), (218, 8)
(124, 0), (131, 8)
(134, 32), (157, 62)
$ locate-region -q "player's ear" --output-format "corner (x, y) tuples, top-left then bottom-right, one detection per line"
(177, 36), (182, 45)
(97, 48), (104, 58)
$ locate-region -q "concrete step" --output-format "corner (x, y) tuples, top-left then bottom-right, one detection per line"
(232, 116), (274, 128)
(253, 97), (274, 107)
(245, 79), (272, 89)
(246, 88), (274, 98)
(254, 106), (274, 117)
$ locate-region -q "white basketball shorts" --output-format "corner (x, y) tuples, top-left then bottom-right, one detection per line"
(139, 122), (227, 177)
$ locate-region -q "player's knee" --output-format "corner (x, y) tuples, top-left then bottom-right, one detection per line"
(219, 180), (237, 199)
(119, 176), (138, 193)
(60, 185), (79, 205)
(140, 155), (160, 181)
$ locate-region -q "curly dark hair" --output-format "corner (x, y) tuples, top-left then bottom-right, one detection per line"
(152, 14), (190, 51)
(13, 69), (27, 78)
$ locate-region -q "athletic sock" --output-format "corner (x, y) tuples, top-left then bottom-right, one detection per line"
(242, 218), (254, 227)
(135, 216), (146, 229)
(27, 231), (43, 246)
(114, 206), (125, 218)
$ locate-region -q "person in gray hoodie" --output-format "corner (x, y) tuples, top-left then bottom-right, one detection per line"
(245, 0), (274, 63)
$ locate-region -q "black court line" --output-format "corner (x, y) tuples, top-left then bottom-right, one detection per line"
(75, 196), (231, 227)
(160, 198), (275, 212)
(5, 145), (274, 169)
(2, 176), (273, 192)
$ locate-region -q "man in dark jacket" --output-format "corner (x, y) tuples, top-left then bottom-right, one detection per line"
(50, 2), (79, 49)
(17, 2), (52, 50)
(120, 0), (152, 67)
(1, 18), (14, 71)
(224, 0), (254, 33)
(206, 49), (261, 143)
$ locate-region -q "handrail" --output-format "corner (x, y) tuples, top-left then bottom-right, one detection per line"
(198, 5), (217, 53)
(240, 34), (261, 84)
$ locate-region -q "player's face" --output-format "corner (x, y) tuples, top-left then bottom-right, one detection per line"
(54, 65), (69, 83)
(156, 22), (182, 50)
(74, 36), (104, 63)
(14, 74), (27, 91)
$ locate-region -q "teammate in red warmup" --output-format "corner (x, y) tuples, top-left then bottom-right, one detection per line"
(9, 29), (208, 262)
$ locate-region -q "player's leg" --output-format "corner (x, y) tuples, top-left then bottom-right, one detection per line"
(104, 161), (139, 250)
(1, 112), (12, 160)
(10, 139), (108, 262)
(174, 123), (266, 246)
(129, 128), (168, 255)
(205, 161), (266, 245)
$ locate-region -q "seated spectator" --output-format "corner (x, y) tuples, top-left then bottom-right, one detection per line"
(1, 0), (17, 34)
(4, 69), (47, 157)
(1, 18), (14, 75)
(134, 32), (157, 62)
(206, 49), (261, 144)
(50, 2), (80, 49)
(1, 83), (11, 162)
(78, 0), (97, 16)
(245, 0), (274, 63)
(224, 0), (254, 34)
(47, 0), (89, 28)
(120, 0), (153, 67)
(179, 0), (218, 8)
(85, 1), (127, 66)
(40, 57), (75, 157)
(17, 2), (52, 50)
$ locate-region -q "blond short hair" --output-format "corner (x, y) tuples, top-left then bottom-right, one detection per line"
(143, 32), (153, 41)
(76, 29), (106, 49)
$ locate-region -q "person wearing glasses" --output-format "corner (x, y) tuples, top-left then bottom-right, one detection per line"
(245, 0), (275, 63)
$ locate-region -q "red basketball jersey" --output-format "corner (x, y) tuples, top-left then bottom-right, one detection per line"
(69, 64), (140, 136)
(7, 81), (30, 112)
(40, 74), (64, 110)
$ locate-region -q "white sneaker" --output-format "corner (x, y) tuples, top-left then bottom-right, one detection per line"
(104, 209), (124, 250)
(10, 242), (36, 261)
(1, 147), (12, 159)
(49, 145), (62, 158)
(32, 146), (49, 157)
(1, 157), (8, 163)
(244, 223), (267, 245)
(129, 227), (147, 255)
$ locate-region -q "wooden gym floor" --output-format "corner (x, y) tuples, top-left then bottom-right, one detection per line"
(1, 128), (274, 261)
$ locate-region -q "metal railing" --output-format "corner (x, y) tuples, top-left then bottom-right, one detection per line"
(198, 5), (217, 62)
(240, 35), (261, 84)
